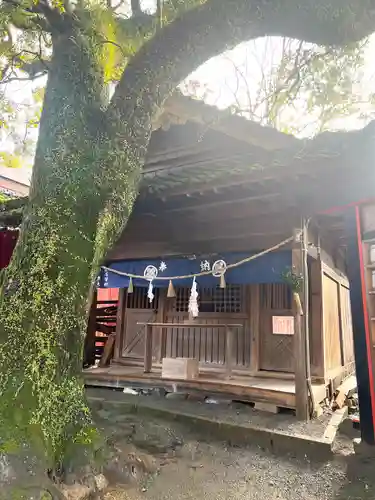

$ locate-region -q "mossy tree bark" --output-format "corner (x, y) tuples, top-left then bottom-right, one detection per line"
(0, 0), (374, 497)
(0, 18), (145, 498)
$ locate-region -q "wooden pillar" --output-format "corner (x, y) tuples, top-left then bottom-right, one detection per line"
(225, 325), (234, 379)
(337, 282), (345, 366)
(157, 288), (167, 363)
(344, 206), (375, 444)
(113, 288), (127, 362)
(144, 324), (153, 373)
(83, 289), (97, 367)
(249, 284), (260, 374)
(309, 258), (325, 379)
(293, 224), (310, 420)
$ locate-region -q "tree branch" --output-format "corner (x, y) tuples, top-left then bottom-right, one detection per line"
(5, 52), (50, 83)
(108, 0), (375, 140)
(156, 0), (163, 27)
(0, 197), (28, 213)
(2, 0), (64, 32)
(1, 48), (49, 84)
(30, 0), (64, 29)
(112, 0), (125, 11)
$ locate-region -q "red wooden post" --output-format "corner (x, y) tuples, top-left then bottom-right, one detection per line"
(345, 205), (375, 444)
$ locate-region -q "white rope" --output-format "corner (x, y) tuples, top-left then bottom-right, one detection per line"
(102, 234), (295, 281)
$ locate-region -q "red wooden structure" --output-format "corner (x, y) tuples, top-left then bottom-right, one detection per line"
(0, 229), (18, 270)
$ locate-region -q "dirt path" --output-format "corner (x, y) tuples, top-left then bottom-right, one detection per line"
(105, 442), (345, 500)
(98, 415), (374, 500)
(89, 390), (373, 500)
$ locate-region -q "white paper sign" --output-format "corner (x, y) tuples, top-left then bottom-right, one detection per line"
(272, 316), (294, 335)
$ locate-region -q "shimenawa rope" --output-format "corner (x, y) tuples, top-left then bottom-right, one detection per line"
(102, 234), (295, 281)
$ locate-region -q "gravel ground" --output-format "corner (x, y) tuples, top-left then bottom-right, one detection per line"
(103, 434), (375, 500)
(89, 391), (374, 500)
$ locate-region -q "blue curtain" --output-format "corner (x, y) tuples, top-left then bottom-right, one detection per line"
(98, 250), (292, 288)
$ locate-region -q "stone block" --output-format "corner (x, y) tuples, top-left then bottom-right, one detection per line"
(162, 357), (199, 380)
(254, 402), (279, 414)
(60, 484), (91, 500)
(165, 391), (187, 400)
(187, 392), (206, 402)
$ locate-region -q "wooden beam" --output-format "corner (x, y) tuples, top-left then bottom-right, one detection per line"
(225, 325), (234, 379)
(321, 262), (349, 288)
(113, 288), (127, 362)
(140, 153), (369, 206)
(109, 206), (351, 262)
(337, 283), (345, 367)
(83, 368), (297, 408)
(136, 159), (371, 220)
(249, 284), (260, 373)
(156, 288), (167, 363)
(107, 232), (293, 262)
(309, 258), (325, 379)
(150, 191), (281, 215)
(125, 211), (302, 244)
(138, 322), (243, 327)
(99, 333), (116, 367)
(83, 289), (97, 367)
(142, 166), (302, 200)
(144, 324), (153, 373)
(134, 197), (296, 226)
(141, 151), (356, 201)
(144, 140), (258, 174)
(292, 224), (310, 420)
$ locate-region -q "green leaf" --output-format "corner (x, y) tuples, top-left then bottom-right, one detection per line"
(0, 152), (23, 169)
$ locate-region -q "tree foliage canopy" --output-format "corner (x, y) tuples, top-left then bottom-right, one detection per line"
(182, 36), (373, 136)
(1, 0), (374, 167)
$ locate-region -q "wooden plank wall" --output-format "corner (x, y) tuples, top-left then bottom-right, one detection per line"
(340, 284), (354, 366)
(258, 284), (294, 372)
(114, 287), (158, 363)
(321, 263), (355, 379)
(322, 273), (342, 371)
(114, 283), (297, 373)
(113, 278), (355, 380)
(309, 259), (324, 378)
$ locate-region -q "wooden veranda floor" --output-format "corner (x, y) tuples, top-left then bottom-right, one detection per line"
(83, 365), (326, 410)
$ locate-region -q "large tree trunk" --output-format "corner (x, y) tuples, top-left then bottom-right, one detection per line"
(0, 23), (146, 498)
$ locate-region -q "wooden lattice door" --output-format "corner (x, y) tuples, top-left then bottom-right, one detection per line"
(121, 287), (159, 361)
(259, 284), (294, 372)
(164, 284), (249, 367)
